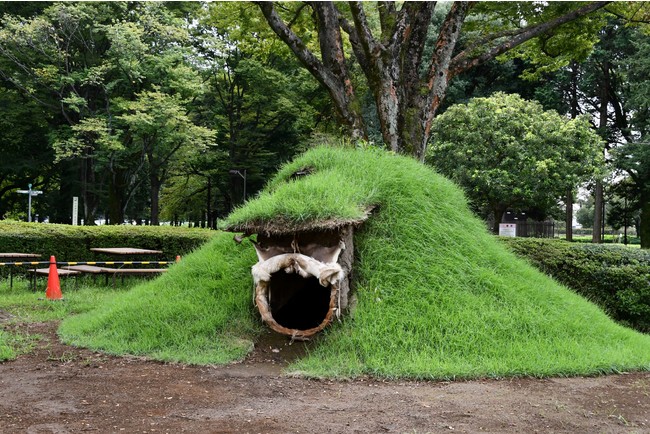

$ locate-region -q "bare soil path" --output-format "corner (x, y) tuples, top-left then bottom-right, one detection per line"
(1, 321), (649, 434)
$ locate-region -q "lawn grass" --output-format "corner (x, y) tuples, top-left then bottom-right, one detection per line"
(0, 276), (132, 361)
(0, 331), (13, 361)
(51, 145), (650, 379)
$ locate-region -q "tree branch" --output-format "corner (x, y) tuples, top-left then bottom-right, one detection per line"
(255, 2), (331, 88)
(604, 4), (650, 24)
(427, 2), (470, 103)
(377, 1), (397, 42)
(348, 1), (380, 60)
(338, 13), (372, 77)
(257, 1), (365, 139)
(401, 2), (436, 87)
(449, 1), (611, 77)
(287, 3), (308, 28)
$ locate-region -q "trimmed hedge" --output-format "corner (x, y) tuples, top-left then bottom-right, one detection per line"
(0, 221), (216, 263)
(500, 238), (650, 333)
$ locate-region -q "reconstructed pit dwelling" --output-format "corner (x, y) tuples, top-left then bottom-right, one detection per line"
(228, 213), (370, 340)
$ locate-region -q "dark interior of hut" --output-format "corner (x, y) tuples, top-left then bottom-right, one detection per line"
(269, 271), (331, 330)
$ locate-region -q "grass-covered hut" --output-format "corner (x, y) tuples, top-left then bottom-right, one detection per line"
(60, 146), (650, 379)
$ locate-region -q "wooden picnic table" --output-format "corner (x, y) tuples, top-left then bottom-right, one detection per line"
(89, 247), (163, 255)
(0, 253), (42, 288)
(87, 247), (166, 285)
(0, 253), (42, 260)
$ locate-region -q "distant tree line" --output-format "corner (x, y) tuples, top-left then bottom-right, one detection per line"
(0, 2), (647, 247)
(0, 2), (330, 226)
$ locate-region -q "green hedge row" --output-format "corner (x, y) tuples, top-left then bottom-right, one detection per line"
(0, 221), (217, 263)
(500, 237), (650, 333)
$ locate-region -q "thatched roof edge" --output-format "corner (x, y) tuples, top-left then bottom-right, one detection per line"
(225, 207), (374, 237)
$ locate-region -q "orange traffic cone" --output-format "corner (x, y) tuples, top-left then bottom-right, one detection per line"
(45, 255), (63, 300)
(175, 255), (181, 263)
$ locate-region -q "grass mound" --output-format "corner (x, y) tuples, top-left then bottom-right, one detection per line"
(59, 233), (260, 364)
(60, 146), (650, 378)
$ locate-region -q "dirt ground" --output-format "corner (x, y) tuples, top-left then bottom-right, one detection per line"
(1, 320), (649, 434)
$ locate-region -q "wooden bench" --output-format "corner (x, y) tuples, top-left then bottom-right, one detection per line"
(30, 268), (81, 291)
(100, 267), (167, 285)
(63, 265), (167, 285)
(64, 265), (106, 274)
(63, 265), (107, 284)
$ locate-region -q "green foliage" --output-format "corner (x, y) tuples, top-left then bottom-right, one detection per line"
(59, 232), (261, 364)
(468, 2), (607, 80)
(0, 88), (53, 218)
(0, 2), (216, 224)
(532, 14), (649, 247)
(428, 92), (603, 228)
(149, 2), (327, 223)
(577, 199), (595, 229)
(500, 238), (650, 332)
(0, 221), (214, 263)
(63, 147), (650, 378)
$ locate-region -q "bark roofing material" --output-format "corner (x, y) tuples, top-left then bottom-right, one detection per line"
(225, 211), (372, 237)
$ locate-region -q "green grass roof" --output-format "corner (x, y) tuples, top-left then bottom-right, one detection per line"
(60, 146), (650, 379)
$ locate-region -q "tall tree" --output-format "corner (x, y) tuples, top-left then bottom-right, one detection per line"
(168, 2), (326, 220)
(257, 1), (610, 160)
(428, 93), (603, 233)
(117, 91), (215, 225)
(0, 2), (212, 224)
(622, 25), (650, 248)
(553, 13), (650, 246)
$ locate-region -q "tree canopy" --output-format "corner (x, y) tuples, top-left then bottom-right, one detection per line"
(258, 1), (610, 160)
(0, 2), (324, 225)
(428, 93), (603, 232)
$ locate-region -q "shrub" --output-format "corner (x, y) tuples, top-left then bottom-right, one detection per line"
(0, 221), (216, 263)
(500, 238), (650, 332)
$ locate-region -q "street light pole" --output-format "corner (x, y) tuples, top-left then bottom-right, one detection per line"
(16, 183), (43, 222)
(28, 184), (32, 222)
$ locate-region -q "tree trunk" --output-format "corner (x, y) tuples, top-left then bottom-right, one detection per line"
(107, 182), (124, 225)
(147, 145), (161, 226)
(570, 61), (579, 118)
(492, 205), (506, 234)
(565, 189), (573, 242)
(80, 156), (98, 225)
(107, 169), (129, 225)
(258, 2), (609, 159)
(640, 198), (650, 249)
(592, 182), (603, 244)
(565, 62), (580, 242)
(593, 58), (609, 244)
(206, 178), (213, 230)
(149, 174), (160, 226)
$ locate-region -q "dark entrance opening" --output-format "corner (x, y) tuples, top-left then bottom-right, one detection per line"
(269, 272), (331, 330)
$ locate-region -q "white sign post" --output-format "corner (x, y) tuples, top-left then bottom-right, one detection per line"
(72, 196), (79, 226)
(16, 184), (43, 223)
(499, 223), (517, 237)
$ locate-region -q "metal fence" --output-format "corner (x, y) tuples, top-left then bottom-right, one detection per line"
(515, 221), (555, 238)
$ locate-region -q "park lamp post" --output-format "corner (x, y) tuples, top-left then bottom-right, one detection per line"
(16, 183), (43, 222)
(229, 169), (247, 203)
